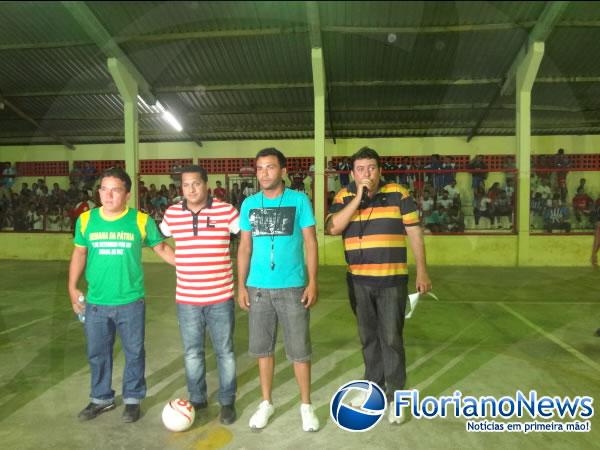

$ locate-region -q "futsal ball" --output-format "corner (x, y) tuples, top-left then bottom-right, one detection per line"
(162, 399), (195, 432)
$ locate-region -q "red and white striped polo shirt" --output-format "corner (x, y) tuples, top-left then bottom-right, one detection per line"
(160, 198), (240, 305)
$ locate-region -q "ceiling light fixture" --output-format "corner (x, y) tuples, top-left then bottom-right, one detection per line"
(154, 99), (183, 132)
(162, 110), (183, 132)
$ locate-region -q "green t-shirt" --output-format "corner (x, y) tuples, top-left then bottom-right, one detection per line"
(74, 207), (164, 306)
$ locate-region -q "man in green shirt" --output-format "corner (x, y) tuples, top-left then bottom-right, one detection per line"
(68, 167), (174, 423)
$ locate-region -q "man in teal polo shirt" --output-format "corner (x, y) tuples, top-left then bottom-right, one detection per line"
(68, 167), (174, 423)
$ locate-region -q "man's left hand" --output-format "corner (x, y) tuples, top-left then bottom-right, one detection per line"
(416, 271), (432, 294)
(301, 283), (318, 309)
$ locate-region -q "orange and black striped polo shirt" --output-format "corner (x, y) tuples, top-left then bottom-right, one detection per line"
(327, 180), (420, 287)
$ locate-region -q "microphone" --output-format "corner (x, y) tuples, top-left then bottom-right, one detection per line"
(360, 186), (369, 207)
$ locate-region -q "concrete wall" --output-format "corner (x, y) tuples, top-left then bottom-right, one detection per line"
(1, 232), (592, 267)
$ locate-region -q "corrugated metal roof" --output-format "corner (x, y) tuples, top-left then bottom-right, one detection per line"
(0, 46), (111, 92)
(541, 27), (600, 77)
(1, 1), (600, 145)
(124, 33), (312, 86)
(89, 1), (307, 36)
(0, 2), (89, 46)
(319, 1), (544, 27)
(323, 28), (525, 82)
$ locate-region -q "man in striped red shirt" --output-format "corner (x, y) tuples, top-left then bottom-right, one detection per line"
(160, 165), (240, 425)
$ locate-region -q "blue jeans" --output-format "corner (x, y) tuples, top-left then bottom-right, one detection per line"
(177, 300), (236, 406)
(84, 299), (146, 405)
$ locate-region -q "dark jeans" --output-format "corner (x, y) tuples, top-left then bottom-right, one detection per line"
(85, 299), (146, 405)
(348, 279), (408, 399)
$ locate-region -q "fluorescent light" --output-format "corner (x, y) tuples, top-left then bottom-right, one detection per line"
(163, 110), (183, 132)
(155, 99), (166, 113)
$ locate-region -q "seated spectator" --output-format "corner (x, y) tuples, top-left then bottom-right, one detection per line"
(27, 205), (44, 231)
(437, 190), (454, 211)
(62, 205), (73, 232)
(382, 158), (398, 184)
(446, 206), (465, 232)
(443, 179), (461, 206)
(46, 206), (62, 232)
(424, 204), (447, 233)
(150, 191), (168, 211)
(473, 189), (493, 227)
(20, 183), (32, 198)
(572, 187), (593, 225)
(535, 180), (553, 206)
(420, 191), (435, 219)
(544, 195), (571, 233)
(487, 182), (501, 203)
(13, 205), (29, 232)
(168, 183), (179, 203)
(72, 192), (96, 232)
(493, 190), (513, 229)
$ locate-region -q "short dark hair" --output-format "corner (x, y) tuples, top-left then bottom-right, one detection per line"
(101, 167), (132, 192)
(351, 147), (380, 169)
(180, 164), (208, 182)
(256, 147), (286, 168)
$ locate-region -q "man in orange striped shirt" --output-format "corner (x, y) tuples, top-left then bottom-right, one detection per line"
(326, 147), (431, 424)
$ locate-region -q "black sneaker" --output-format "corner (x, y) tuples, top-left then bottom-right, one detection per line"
(78, 402), (116, 421)
(191, 401), (208, 411)
(220, 404), (237, 425)
(122, 404), (141, 423)
(595, 328), (600, 337)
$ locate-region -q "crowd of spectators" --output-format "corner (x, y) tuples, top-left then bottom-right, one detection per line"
(530, 148), (600, 232)
(1, 151), (598, 234)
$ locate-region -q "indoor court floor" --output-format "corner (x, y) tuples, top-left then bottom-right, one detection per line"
(0, 260), (598, 449)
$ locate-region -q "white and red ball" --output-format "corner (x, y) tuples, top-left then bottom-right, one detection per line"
(162, 399), (195, 432)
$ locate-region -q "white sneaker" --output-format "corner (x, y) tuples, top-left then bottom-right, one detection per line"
(388, 406), (406, 425)
(348, 390), (368, 408)
(300, 403), (320, 432)
(249, 400), (274, 429)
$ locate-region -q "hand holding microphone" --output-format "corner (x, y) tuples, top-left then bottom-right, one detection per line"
(358, 179), (372, 207)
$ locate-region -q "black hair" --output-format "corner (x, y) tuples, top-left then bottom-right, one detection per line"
(101, 167), (132, 192)
(351, 147), (381, 169)
(256, 147), (286, 168)
(180, 165), (208, 182)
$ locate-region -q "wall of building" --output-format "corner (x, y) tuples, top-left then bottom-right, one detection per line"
(1, 134), (598, 266)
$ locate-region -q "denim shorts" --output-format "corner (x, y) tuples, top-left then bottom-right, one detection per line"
(247, 287), (311, 362)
